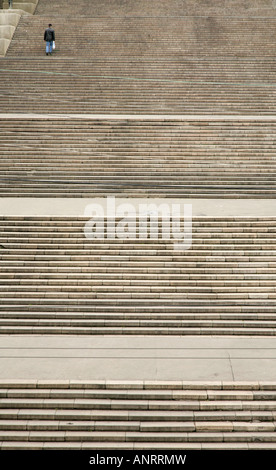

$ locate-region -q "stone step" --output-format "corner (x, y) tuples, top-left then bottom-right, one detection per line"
(0, 319), (275, 329)
(1, 429), (276, 443)
(1, 287), (276, 295)
(0, 325), (267, 336)
(0, 242), (275, 250)
(1, 313), (275, 322)
(2, 380), (276, 390)
(1, 291), (275, 298)
(1, 246), (276, 252)
(1, 254), (276, 260)
(7, 398), (276, 411)
(2, 387), (273, 399)
(0, 420), (275, 433)
(0, 442), (272, 449)
(1, 304), (275, 312)
(2, 272), (276, 278)
(1, 216), (275, 223)
(1, 191), (276, 198)
(0, 302), (275, 310)
(0, 327), (275, 336)
(1, 280), (276, 287)
(1, 408), (276, 422)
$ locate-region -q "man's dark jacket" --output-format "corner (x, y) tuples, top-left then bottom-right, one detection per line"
(44, 28), (55, 42)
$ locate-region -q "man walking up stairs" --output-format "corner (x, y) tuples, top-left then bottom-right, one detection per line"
(44, 23), (54, 56)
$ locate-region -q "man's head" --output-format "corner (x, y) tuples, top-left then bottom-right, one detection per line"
(49, 24), (52, 27)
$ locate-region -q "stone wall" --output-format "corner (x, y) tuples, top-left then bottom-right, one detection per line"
(0, 10), (23, 55)
(0, 2), (37, 56)
(3, 0), (38, 14)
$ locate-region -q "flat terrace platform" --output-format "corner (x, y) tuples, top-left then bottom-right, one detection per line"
(0, 335), (276, 382)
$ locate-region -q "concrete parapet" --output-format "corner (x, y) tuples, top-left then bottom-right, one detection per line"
(0, 10), (24, 25)
(10, 3), (36, 14)
(0, 8), (32, 56)
(0, 23), (14, 38)
(0, 36), (9, 54)
(8, 0), (37, 3)
(3, 0), (38, 14)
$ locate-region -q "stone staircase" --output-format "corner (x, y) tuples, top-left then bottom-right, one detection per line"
(1, 57), (276, 114)
(2, 0), (276, 116)
(33, 0), (276, 18)
(0, 118), (276, 198)
(0, 380), (276, 449)
(6, 15), (276, 58)
(1, 0), (276, 451)
(0, 216), (275, 336)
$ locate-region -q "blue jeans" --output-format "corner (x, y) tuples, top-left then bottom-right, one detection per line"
(46, 41), (53, 53)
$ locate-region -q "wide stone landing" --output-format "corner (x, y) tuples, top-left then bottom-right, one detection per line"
(0, 335), (275, 381)
(0, 198), (275, 217)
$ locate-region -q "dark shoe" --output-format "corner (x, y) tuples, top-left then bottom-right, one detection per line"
(46, 52), (48, 55)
